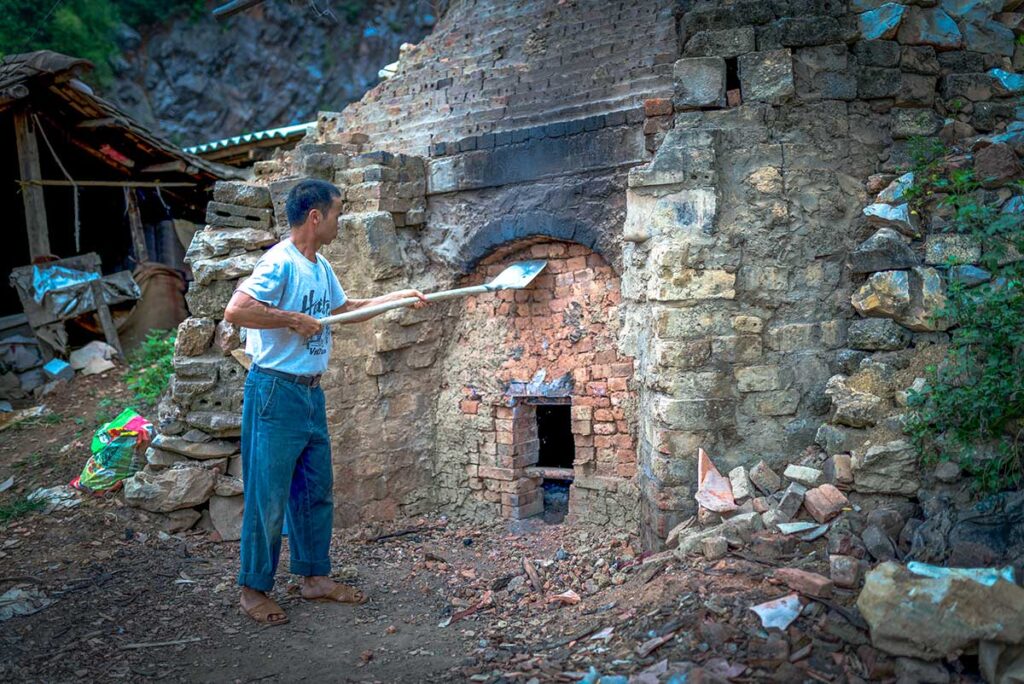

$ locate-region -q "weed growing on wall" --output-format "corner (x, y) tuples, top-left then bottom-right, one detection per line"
(124, 330), (176, 406)
(903, 136), (1024, 492)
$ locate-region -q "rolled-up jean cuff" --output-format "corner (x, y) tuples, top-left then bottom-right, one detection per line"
(238, 571), (275, 592)
(289, 559), (331, 577)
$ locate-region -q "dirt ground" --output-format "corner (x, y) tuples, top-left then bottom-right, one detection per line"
(0, 370), (978, 683)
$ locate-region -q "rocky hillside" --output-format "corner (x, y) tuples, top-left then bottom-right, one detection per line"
(109, 0), (436, 146)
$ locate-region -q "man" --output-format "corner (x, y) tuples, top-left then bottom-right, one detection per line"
(224, 179), (428, 626)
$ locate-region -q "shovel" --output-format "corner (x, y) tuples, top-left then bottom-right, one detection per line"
(319, 260), (548, 326)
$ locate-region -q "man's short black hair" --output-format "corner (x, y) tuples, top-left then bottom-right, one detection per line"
(285, 179), (342, 226)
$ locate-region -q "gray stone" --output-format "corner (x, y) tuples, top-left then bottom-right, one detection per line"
(894, 658), (951, 684)
(702, 535), (728, 560)
(209, 494), (244, 542)
(793, 44), (858, 101)
(174, 317), (215, 357)
(862, 524), (897, 561)
(228, 455), (243, 478)
(941, 73), (993, 101)
(784, 465), (824, 488)
(868, 507), (906, 538)
(673, 57), (726, 108)
(897, 72), (938, 107)
(891, 107), (943, 138)
(683, 28), (756, 58)
(852, 439), (920, 495)
(739, 50), (794, 104)
(852, 40), (901, 68)
(749, 460), (782, 494)
(897, 266), (950, 332)
(934, 460), (961, 483)
(851, 270), (912, 318)
(185, 279), (237, 319)
(848, 318), (910, 351)
(825, 375), (887, 428)
(152, 434), (239, 460)
(858, 561), (1024, 661)
(925, 234), (981, 265)
(829, 554), (861, 589)
(145, 447), (190, 471)
(859, 4), (906, 41)
(340, 212), (404, 281)
(827, 453), (855, 487)
(185, 411), (242, 437)
(214, 320), (242, 355)
(777, 482), (807, 521)
(974, 142), (1023, 188)
(728, 466), (754, 501)
(963, 19), (1015, 57)
(185, 227), (276, 262)
(849, 227), (918, 273)
(896, 7), (962, 49)
(972, 101), (1017, 132)
(940, 0), (1003, 21)
(816, 423), (864, 456)
(900, 45), (940, 74)
(123, 467), (218, 512)
(857, 66), (901, 98)
(206, 201), (273, 230)
(157, 508), (201, 534)
(863, 203), (920, 236)
(214, 475), (244, 497)
(190, 252), (262, 286)
(213, 181), (272, 208)
(759, 16), (844, 49)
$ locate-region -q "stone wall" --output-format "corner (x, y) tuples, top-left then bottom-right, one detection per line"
(142, 0), (1024, 548)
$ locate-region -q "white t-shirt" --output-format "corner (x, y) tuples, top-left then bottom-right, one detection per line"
(236, 239), (346, 376)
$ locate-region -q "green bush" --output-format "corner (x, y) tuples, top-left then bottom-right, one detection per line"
(903, 136), (1024, 492)
(124, 329), (176, 406)
(0, 0), (204, 83)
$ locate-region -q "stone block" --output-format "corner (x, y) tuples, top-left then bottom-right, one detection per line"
(214, 320), (242, 355)
(671, 61), (727, 114)
(897, 73), (938, 107)
(754, 389), (801, 416)
(849, 227), (918, 273)
(269, 178), (301, 228)
(185, 279), (237, 319)
(848, 318), (910, 351)
(205, 201), (273, 230)
(852, 439), (920, 495)
(853, 40), (901, 67)
(124, 467), (217, 512)
(175, 318), (215, 357)
(784, 465), (824, 487)
(654, 307), (730, 339)
(213, 181), (272, 208)
(941, 73), (994, 101)
(825, 375), (887, 428)
(851, 270), (911, 318)
(152, 434), (239, 460)
(738, 49), (795, 103)
(859, 4), (906, 41)
(185, 227), (276, 262)
(684, 27), (756, 59)
(735, 365), (793, 392)
(628, 129), (716, 188)
(963, 19), (1015, 56)
(901, 45), (941, 74)
(863, 203), (920, 236)
(896, 7), (962, 49)
(728, 466), (753, 501)
(191, 252), (262, 286)
(803, 484), (849, 523)
(648, 269), (735, 302)
(144, 447), (189, 471)
(653, 397), (734, 431)
(974, 142), (1023, 188)
(925, 234), (981, 265)
(897, 266), (949, 332)
(702, 535), (728, 560)
(340, 212), (404, 281)
(759, 16), (844, 48)
(857, 66), (901, 98)
(652, 339), (712, 371)
(185, 411), (242, 437)
(891, 108), (943, 139)
(777, 482), (807, 521)
(209, 494), (244, 542)
(775, 567), (834, 598)
(750, 460), (782, 494)
(829, 554), (861, 588)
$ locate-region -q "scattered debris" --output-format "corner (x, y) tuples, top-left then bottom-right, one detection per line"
(0, 588), (53, 621)
(750, 594), (801, 631)
(26, 485), (80, 514)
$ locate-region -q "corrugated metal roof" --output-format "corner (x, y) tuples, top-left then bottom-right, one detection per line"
(183, 121), (314, 155)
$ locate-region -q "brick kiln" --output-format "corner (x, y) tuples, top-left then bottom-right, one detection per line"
(143, 0), (1024, 549)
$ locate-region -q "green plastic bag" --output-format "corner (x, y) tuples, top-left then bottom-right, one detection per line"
(70, 408), (153, 493)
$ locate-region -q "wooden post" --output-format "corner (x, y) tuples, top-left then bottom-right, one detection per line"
(89, 280), (123, 357)
(125, 188), (149, 263)
(13, 110), (50, 260)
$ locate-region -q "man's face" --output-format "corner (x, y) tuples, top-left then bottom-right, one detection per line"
(313, 196), (343, 243)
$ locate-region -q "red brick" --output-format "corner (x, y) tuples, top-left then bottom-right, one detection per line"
(608, 377), (628, 391)
(615, 448), (634, 463)
(478, 466), (515, 481)
(587, 382), (608, 396)
(566, 256), (587, 271)
(594, 408), (614, 421)
(644, 97), (673, 116)
(594, 435), (614, 448)
(617, 463), (637, 478)
(803, 484), (849, 523)
(460, 399), (480, 414)
(774, 568), (833, 598)
(609, 362), (633, 377)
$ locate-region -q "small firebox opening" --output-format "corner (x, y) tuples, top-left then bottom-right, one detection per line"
(535, 404), (574, 524)
(537, 404), (574, 468)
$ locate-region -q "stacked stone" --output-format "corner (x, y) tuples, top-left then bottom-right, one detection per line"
(817, 135), (1024, 496)
(124, 180), (278, 540)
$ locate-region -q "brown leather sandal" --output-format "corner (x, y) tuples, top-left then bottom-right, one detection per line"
(240, 595), (290, 626)
(306, 583), (367, 604)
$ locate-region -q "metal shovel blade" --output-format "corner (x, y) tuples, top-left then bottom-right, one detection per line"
(488, 260), (547, 290)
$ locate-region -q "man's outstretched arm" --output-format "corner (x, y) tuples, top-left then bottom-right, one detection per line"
(329, 288), (429, 323)
(224, 291), (322, 336)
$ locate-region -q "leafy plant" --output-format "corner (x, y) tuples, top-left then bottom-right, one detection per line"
(124, 330), (175, 406)
(903, 138), (1024, 492)
(0, 496), (44, 523)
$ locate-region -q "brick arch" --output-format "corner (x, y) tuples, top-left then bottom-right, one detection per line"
(435, 237), (638, 523)
(455, 211), (609, 273)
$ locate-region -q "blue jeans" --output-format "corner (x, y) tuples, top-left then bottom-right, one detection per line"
(238, 367), (333, 591)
